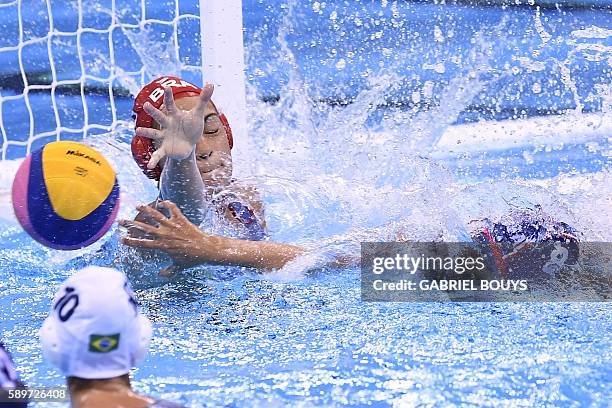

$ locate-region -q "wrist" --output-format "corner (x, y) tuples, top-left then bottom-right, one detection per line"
(167, 147), (196, 162)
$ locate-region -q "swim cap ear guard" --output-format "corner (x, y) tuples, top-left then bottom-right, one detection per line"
(39, 313), (153, 376)
(132, 314), (153, 366)
(131, 76), (234, 181)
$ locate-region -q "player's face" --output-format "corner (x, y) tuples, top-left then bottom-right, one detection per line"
(175, 96), (233, 187)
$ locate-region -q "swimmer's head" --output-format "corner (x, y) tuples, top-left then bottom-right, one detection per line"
(40, 266), (152, 380)
(471, 215), (580, 280)
(132, 76), (234, 185)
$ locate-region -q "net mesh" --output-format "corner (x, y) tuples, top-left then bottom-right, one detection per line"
(0, 0), (203, 160)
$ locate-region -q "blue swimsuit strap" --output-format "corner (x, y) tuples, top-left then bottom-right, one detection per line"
(226, 201), (267, 241)
(210, 191), (267, 241)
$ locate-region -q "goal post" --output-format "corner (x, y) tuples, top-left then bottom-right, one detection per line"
(200, 0), (250, 169)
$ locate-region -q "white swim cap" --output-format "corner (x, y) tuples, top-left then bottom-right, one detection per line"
(39, 266), (152, 379)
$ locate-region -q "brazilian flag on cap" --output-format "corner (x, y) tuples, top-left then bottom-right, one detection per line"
(89, 334), (120, 353)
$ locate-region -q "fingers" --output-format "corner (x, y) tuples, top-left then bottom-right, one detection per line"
(136, 127), (163, 140)
(194, 83), (214, 116)
(118, 219), (159, 236)
(157, 200), (184, 220)
(143, 102), (169, 128)
(147, 146), (165, 169)
(163, 86), (178, 114)
(137, 204), (174, 227)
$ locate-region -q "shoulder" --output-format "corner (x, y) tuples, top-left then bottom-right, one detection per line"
(71, 391), (157, 408)
(0, 342), (20, 388)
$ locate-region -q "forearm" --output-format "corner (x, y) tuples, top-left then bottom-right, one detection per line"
(194, 236), (361, 271)
(159, 150), (206, 224)
(195, 236), (306, 270)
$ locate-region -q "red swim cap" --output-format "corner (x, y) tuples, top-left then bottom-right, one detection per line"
(131, 76), (233, 181)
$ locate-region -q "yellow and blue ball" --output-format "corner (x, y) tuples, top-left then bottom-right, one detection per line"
(11, 141), (120, 250)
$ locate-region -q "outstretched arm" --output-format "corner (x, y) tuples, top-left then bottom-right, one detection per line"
(136, 85), (214, 224)
(158, 150), (205, 224)
(120, 201), (306, 271)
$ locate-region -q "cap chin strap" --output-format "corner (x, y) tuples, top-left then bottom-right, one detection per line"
(39, 314), (153, 377)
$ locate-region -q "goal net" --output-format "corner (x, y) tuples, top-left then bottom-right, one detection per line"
(0, 0), (242, 161)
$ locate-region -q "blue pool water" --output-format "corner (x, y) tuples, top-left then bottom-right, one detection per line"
(1, 0), (611, 406)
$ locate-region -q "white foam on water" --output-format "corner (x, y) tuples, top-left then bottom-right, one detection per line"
(571, 26), (612, 39)
(0, 160), (21, 225)
(1, 112), (608, 239)
(432, 112), (611, 156)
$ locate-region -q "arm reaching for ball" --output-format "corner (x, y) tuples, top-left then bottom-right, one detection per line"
(120, 201), (306, 273)
(135, 85), (214, 225)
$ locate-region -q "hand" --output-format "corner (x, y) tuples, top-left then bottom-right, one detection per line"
(136, 84), (214, 168)
(120, 201), (220, 276)
(121, 201), (306, 272)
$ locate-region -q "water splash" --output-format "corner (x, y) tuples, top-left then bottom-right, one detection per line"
(12, 0), (604, 278)
(121, 25), (183, 79)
